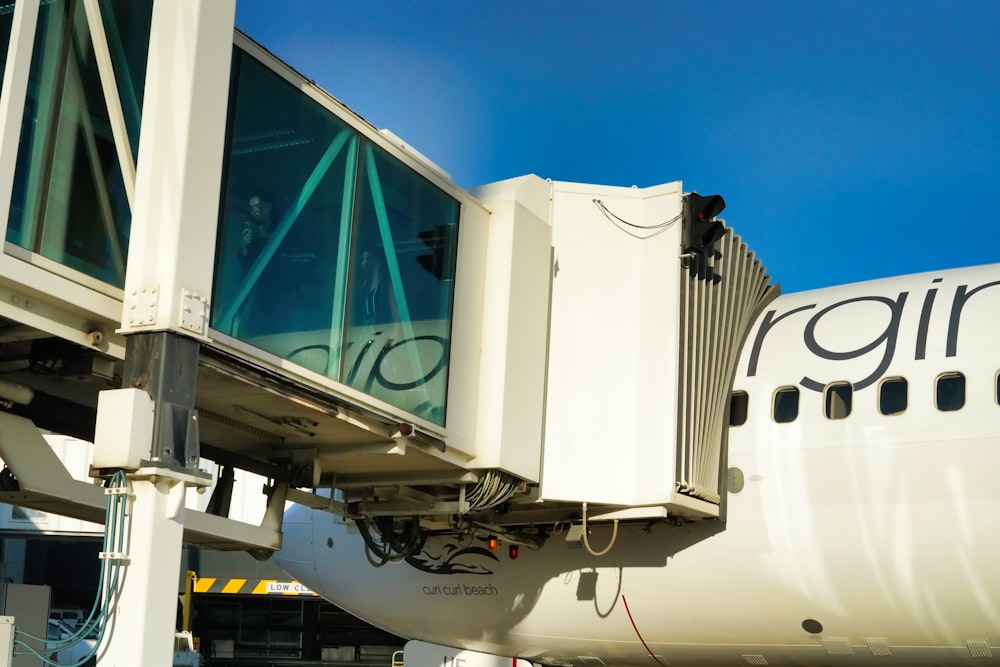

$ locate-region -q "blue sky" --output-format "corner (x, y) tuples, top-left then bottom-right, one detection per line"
(235, 1), (1000, 293)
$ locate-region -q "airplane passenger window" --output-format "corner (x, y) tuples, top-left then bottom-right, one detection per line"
(824, 382), (852, 419)
(772, 387), (799, 423)
(729, 391), (749, 427)
(878, 377), (908, 415)
(936, 372), (965, 412)
(996, 372), (1000, 405)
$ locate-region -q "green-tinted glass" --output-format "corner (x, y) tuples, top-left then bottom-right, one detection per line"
(97, 0), (152, 160)
(7, 0), (152, 287)
(342, 141), (459, 424)
(212, 50), (355, 378)
(0, 2), (14, 89)
(213, 50), (461, 426)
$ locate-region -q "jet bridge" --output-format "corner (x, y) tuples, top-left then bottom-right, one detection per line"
(0, 0), (775, 664)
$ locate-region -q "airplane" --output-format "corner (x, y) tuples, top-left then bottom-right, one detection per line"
(275, 260), (1000, 666)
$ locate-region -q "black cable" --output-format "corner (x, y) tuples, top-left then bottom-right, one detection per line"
(593, 199), (681, 240)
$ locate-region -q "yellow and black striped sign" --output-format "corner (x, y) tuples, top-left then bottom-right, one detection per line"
(193, 578), (318, 596)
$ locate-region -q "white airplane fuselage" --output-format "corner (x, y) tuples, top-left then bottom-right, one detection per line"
(276, 264), (1000, 666)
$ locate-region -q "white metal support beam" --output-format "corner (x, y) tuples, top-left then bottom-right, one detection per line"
(97, 2), (235, 666)
(120, 0), (235, 339)
(100, 475), (187, 667)
(81, 0), (137, 210)
(0, 0), (40, 241)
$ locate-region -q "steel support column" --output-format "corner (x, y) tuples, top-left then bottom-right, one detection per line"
(97, 0), (236, 664)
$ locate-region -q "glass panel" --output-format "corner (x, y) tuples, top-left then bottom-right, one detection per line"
(824, 382), (852, 419)
(213, 51), (460, 426)
(6, 0), (150, 287)
(936, 372), (965, 411)
(879, 377), (907, 415)
(773, 386), (799, 424)
(343, 141), (458, 424)
(11, 505), (46, 522)
(212, 50), (355, 377)
(0, 2), (15, 88)
(729, 391), (748, 427)
(96, 0), (153, 159)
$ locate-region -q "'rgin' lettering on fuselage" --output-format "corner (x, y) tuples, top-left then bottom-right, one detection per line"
(745, 278), (1000, 392)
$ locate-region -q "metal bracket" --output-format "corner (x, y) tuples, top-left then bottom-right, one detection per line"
(179, 288), (209, 336)
(123, 286), (159, 328)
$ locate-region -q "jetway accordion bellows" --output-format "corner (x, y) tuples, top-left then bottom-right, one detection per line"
(676, 230), (779, 503)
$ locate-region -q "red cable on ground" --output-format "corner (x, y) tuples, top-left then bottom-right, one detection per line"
(621, 594), (669, 667)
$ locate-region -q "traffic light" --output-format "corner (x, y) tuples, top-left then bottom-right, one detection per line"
(682, 193), (726, 253)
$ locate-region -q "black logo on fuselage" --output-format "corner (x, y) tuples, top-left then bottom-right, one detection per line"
(405, 543), (499, 575)
(745, 277), (1000, 391)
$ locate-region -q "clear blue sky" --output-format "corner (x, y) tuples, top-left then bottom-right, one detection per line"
(234, 0), (1000, 293)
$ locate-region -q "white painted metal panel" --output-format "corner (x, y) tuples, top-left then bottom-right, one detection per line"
(470, 176), (552, 480)
(542, 181), (683, 505)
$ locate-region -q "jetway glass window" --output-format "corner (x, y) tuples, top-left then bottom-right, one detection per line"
(212, 50), (353, 362)
(95, 0), (152, 158)
(212, 49), (459, 425)
(0, 3), (14, 87)
(344, 141), (458, 423)
(6, 0), (152, 287)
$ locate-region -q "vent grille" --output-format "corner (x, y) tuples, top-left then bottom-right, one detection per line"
(676, 228), (779, 503)
(742, 655), (768, 665)
(964, 638), (992, 658)
(821, 637), (854, 655)
(864, 637), (892, 656)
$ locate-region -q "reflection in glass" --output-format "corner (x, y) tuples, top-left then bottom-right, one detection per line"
(212, 52), (352, 376)
(212, 50), (460, 425)
(879, 377), (907, 415)
(6, 0), (152, 287)
(96, 0), (152, 158)
(824, 382), (852, 420)
(729, 391), (748, 427)
(0, 3), (15, 89)
(936, 372), (965, 412)
(773, 386), (799, 424)
(343, 142), (458, 423)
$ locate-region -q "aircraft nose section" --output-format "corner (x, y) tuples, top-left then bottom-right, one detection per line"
(274, 503), (321, 591)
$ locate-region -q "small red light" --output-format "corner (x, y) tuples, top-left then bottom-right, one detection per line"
(486, 536), (499, 551)
(397, 423), (414, 436)
(508, 545), (519, 560)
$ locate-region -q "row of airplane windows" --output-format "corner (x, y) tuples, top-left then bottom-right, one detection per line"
(729, 371), (992, 426)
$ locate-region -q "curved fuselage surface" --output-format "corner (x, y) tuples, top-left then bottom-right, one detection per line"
(276, 264), (1000, 666)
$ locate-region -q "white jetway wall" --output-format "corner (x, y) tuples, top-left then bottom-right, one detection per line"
(544, 180), (685, 506)
(468, 177), (552, 482)
(468, 177), (688, 505)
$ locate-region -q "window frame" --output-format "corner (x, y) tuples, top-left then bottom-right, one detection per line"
(729, 390), (749, 427)
(772, 385), (800, 424)
(935, 371), (966, 412)
(877, 376), (909, 416)
(823, 381), (853, 420)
